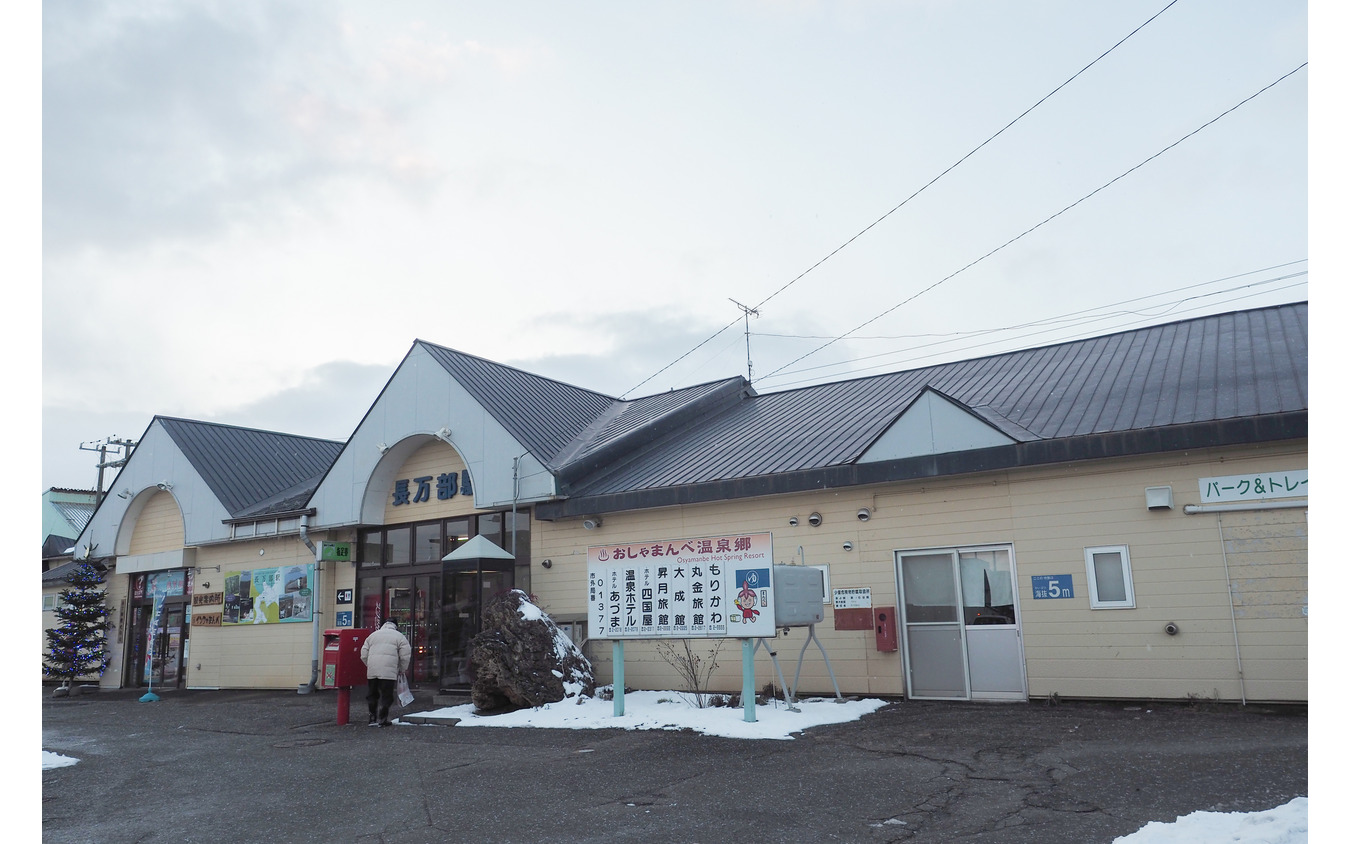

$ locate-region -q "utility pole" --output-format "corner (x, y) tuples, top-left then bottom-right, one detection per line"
(80, 436), (138, 503)
(729, 298), (760, 385)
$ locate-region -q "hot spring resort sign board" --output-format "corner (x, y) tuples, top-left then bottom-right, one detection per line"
(587, 532), (777, 639)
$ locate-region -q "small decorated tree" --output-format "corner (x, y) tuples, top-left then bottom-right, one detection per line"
(44, 560), (111, 688)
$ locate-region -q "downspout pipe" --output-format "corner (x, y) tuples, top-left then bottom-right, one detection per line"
(299, 514), (321, 694)
(1216, 514), (1247, 706)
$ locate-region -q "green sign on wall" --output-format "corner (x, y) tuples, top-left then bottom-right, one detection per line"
(318, 542), (351, 562)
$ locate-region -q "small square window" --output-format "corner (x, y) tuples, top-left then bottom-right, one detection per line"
(1084, 545), (1135, 609)
(234, 522), (255, 539)
(43, 594), (57, 611)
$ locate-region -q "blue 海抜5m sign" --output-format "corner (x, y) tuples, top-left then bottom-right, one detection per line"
(1031, 575), (1074, 599)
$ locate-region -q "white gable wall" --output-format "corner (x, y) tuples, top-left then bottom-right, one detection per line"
(860, 390), (1016, 463)
(309, 344), (556, 528)
(75, 420), (234, 557)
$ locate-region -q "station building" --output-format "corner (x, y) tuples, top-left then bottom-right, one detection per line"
(64, 301), (1308, 703)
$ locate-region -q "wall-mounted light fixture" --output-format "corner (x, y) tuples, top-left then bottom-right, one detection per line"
(808, 512), (822, 527)
(434, 427), (453, 444)
(376, 442), (390, 454)
(541, 559), (553, 569)
(116, 488), (132, 500)
(857, 508), (871, 522)
(582, 517), (602, 530)
(156, 481), (173, 491)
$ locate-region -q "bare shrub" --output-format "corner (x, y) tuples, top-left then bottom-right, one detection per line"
(655, 639), (725, 708)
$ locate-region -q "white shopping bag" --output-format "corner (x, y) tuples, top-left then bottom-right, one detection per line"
(396, 673), (414, 707)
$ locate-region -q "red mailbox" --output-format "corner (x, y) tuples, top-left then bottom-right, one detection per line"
(321, 628), (371, 690)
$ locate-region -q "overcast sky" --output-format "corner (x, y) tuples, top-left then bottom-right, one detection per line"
(32, 0), (1313, 494)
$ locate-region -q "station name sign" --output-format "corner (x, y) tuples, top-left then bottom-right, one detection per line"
(587, 532), (777, 639)
(391, 469), (473, 507)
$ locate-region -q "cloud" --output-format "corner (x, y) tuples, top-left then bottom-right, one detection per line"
(42, 359), (393, 492)
(221, 360), (394, 441)
(40, 0), (471, 254)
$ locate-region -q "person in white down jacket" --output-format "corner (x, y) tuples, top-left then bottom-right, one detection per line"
(360, 619), (411, 726)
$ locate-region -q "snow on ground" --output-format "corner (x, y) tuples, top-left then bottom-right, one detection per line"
(42, 751), (78, 770)
(1111, 797), (1307, 844)
(42, 689), (1308, 842)
(409, 689), (888, 740)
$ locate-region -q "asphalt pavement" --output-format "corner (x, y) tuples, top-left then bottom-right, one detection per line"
(40, 685), (1307, 843)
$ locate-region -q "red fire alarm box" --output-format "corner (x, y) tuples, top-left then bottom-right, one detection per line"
(874, 606), (898, 652)
(321, 628), (372, 689)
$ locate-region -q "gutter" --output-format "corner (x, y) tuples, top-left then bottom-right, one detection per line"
(1182, 499), (1307, 514)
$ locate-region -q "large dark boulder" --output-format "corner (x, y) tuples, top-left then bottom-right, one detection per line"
(469, 589), (595, 712)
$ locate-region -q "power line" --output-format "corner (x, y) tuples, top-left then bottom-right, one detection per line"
(618, 0), (1180, 399)
(759, 276), (1308, 390)
(753, 260), (1306, 342)
(759, 62), (1309, 382)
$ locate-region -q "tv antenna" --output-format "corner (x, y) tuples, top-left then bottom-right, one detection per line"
(729, 298), (760, 384)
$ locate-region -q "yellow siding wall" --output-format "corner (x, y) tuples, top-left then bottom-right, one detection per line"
(188, 531), (357, 690)
(534, 441), (1307, 703)
(128, 492), (185, 554)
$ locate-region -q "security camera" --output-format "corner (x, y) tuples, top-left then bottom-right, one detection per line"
(582, 517), (602, 530)
(808, 512), (822, 527)
(156, 481), (173, 491)
(1164, 622), (1179, 636)
(857, 508), (871, 522)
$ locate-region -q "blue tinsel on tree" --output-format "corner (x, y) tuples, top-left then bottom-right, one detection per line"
(43, 560), (110, 684)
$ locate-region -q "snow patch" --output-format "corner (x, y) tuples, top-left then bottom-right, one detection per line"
(43, 751), (79, 770)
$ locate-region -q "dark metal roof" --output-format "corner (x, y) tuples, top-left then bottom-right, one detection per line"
(417, 342), (615, 468)
(43, 534), (78, 560)
(559, 302), (1308, 502)
(158, 417), (344, 518)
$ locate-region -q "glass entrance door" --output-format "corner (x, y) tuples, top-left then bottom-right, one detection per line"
(440, 561), (515, 689)
(381, 575), (442, 685)
(127, 605), (186, 689)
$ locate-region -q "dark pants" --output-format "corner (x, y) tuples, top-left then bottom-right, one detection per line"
(367, 678), (395, 722)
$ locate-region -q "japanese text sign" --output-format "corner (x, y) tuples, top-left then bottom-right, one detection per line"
(587, 532), (777, 639)
(392, 469), (473, 507)
(1199, 470), (1307, 504)
(832, 587), (872, 609)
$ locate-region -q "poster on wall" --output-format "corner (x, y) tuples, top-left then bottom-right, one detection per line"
(221, 564), (314, 625)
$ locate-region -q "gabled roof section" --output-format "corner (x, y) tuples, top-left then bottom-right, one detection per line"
(553, 377), (751, 490)
(558, 302), (1308, 502)
(416, 341), (615, 468)
(859, 387), (1018, 463)
(157, 417), (344, 518)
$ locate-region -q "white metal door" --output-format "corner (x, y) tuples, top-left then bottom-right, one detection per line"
(897, 546), (1027, 702)
(898, 551), (969, 700)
